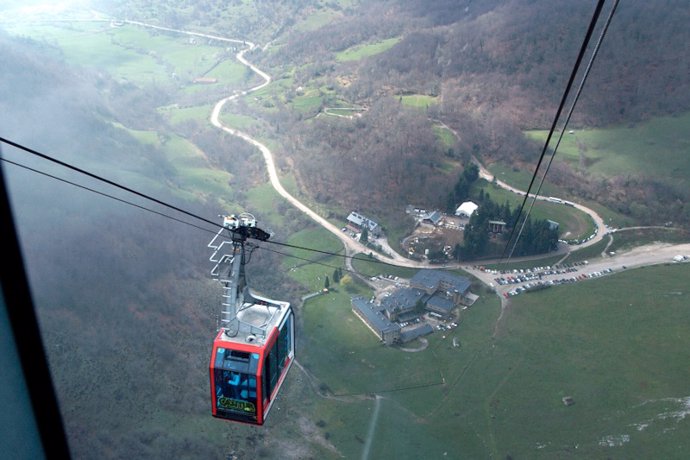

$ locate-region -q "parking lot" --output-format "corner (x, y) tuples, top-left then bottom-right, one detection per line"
(472, 261), (622, 298)
(467, 243), (690, 300)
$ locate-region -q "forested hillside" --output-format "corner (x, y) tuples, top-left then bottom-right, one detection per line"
(258, 0), (690, 226)
(94, 0), (690, 226)
(1, 31), (303, 457)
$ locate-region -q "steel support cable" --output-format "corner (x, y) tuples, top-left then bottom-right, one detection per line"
(0, 137), (397, 266)
(1, 157), (220, 236)
(500, 0), (606, 263)
(510, 0), (620, 262)
(261, 238), (400, 267)
(256, 244), (380, 279)
(0, 135), (222, 229)
(506, 0), (619, 262)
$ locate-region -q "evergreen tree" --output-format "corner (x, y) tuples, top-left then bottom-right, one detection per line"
(360, 226), (368, 243)
(463, 163), (480, 183)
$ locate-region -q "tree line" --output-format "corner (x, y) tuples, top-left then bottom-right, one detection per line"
(446, 167), (559, 260)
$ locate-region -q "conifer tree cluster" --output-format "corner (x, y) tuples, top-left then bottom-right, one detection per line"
(448, 165), (559, 260)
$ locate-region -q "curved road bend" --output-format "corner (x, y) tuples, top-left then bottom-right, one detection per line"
(437, 121), (607, 248)
(205, 41), (426, 267)
(125, 22), (686, 282)
(472, 159), (607, 249)
(118, 21), (413, 265)
(210, 34), (679, 278)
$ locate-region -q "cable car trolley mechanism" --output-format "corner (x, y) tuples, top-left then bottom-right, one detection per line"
(207, 213), (294, 425)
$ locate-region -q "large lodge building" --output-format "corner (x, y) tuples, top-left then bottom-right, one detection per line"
(351, 270), (477, 345)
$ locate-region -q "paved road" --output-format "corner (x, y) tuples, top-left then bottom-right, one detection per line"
(471, 158), (606, 248)
(469, 242), (690, 299)
(122, 21), (688, 289)
(107, 20), (407, 265)
(207, 42), (397, 263)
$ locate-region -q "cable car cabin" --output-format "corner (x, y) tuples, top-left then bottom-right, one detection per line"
(209, 296), (294, 425)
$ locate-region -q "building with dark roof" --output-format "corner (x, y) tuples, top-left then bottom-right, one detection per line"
(411, 269), (470, 294)
(346, 211), (381, 236)
(410, 269), (473, 307)
(425, 293), (455, 317)
(351, 297), (400, 345)
(489, 220), (506, 234)
(421, 210), (443, 226)
(400, 324), (434, 343)
(380, 288), (426, 321)
(351, 270), (477, 346)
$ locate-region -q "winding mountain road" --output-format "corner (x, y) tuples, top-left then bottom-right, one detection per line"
(473, 159), (606, 248)
(124, 21), (687, 284)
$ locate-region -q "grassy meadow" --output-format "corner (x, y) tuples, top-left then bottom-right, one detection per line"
(400, 93), (439, 108)
(526, 113), (690, 187)
(433, 123), (456, 150)
(336, 37), (401, 62)
(6, 22), (247, 90)
(475, 179), (595, 240)
(295, 263), (690, 458)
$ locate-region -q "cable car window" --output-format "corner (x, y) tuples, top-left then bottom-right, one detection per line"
(263, 315), (294, 401)
(264, 347), (279, 400)
(213, 348), (260, 422)
(214, 369), (257, 421)
(215, 348), (258, 374)
(277, 318), (291, 370)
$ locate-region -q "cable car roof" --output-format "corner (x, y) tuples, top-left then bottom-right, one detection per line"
(217, 294), (290, 347)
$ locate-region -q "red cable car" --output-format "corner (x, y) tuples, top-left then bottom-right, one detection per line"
(209, 297), (294, 425)
(208, 214), (295, 425)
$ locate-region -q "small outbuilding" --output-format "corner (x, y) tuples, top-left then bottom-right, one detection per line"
(455, 201), (478, 218)
(421, 210), (443, 226)
(489, 220), (506, 234)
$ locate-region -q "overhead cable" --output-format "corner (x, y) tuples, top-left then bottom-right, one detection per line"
(0, 135), (222, 229)
(500, 0), (606, 263)
(507, 0), (619, 262)
(0, 137), (398, 268)
(1, 157), (220, 236)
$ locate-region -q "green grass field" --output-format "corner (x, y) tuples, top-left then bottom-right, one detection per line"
(608, 227), (690, 253)
(291, 92), (323, 113)
(204, 59), (248, 86)
(219, 112), (260, 130)
(475, 180), (594, 240)
(336, 37), (401, 62)
(488, 162), (563, 198)
(350, 254), (419, 279)
(158, 104), (213, 125)
(297, 264), (690, 458)
(400, 94), (439, 108)
(433, 124), (456, 150)
(283, 227), (346, 292)
(526, 113), (690, 187)
(6, 22), (241, 90)
(114, 124), (237, 204)
(293, 9), (342, 32)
